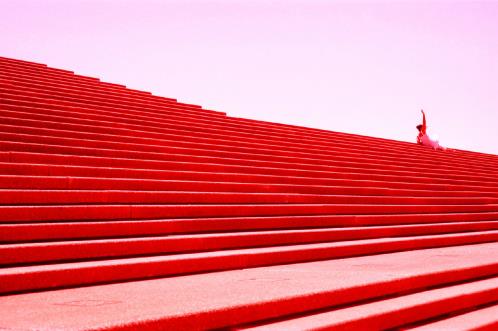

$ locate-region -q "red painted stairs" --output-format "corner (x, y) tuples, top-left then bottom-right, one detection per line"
(1, 55), (498, 330)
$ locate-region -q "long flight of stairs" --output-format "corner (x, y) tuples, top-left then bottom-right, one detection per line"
(1, 55), (498, 330)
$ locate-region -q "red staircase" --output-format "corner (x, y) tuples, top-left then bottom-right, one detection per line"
(1, 55), (498, 330)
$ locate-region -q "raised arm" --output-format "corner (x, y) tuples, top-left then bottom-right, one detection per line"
(421, 110), (427, 134)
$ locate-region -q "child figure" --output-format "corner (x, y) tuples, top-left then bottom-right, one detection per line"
(417, 110), (446, 150)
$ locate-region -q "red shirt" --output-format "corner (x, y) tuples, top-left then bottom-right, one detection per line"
(417, 112), (427, 144)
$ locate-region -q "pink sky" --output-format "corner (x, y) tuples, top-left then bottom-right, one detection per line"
(1, 0), (497, 155)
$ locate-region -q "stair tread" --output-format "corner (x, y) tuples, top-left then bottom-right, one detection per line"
(407, 302), (498, 331)
(2, 189), (498, 205)
(0, 242), (497, 330)
(3, 106), (497, 172)
(237, 273), (498, 331)
(3, 223), (498, 265)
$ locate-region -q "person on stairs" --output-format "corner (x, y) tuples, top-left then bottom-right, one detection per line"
(417, 109), (447, 151)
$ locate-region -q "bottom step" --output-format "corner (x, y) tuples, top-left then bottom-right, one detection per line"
(0, 242), (497, 330)
(407, 303), (498, 331)
(237, 273), (498, 330)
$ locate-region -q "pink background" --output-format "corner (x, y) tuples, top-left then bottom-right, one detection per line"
(1, 0), (497, 154)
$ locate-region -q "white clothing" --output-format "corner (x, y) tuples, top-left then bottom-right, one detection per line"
(421, 134), (445, 150)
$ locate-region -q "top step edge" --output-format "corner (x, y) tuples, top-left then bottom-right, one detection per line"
(0, 67), (192, 104)
(0, 56), (48, 68)
(0, 58), (170, 100)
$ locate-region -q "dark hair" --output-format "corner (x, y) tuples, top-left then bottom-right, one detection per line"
(416, 124), (423, 131)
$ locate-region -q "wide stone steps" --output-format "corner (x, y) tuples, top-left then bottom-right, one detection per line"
(0, 79), (488, 166)
(4, 214), (498, 243)
(1, 109), (496, 177)
(3, 175), (497, 200)
(0, 58), (207, 105)
(3, 123), (498, 180)
(0, 56), (496, 160)
(237, 275), (498, 330)
(3, 223), (498, 266)
(4, 204), (498, 223)
(1, 104), (495, 172)
(0, 81), (495, 162)
(2, 190), (498, 205)
(3, 232), (498, 295)
(0, 243), (497, 330)
(1, 56), (497, 330)
(0, 59), (211, 110)
(0, 91), (492, 167)
(0, 80), (220, 116)
(2, 122), (498, 176)
(407, 302), (498, 330)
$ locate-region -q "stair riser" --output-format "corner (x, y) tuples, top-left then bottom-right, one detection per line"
(0, 87), (489, 165)
(1, 58), (497, 164)
(238, 280), (498, 331)
(0, 65), (110, 86)
(2, 204), (498, 222)
(0, 84), (490, 166)
(306, 288), (498, 331)
(3, 215), (498, 242)
(0, 67), (158, 93)
(0, 71), (158, 101)
(2, 108), (495, 177)
(2, 233), (498, 294)
(2, 175), (494, 198)
(4, 225), (498, 265)
(0, 69), (211, 112)
(3, 124), (497, 184)
(0, 60), (84, 77)
(2, 162), (497, 193)
(0, 91), (219, 122)
(0, 86), (225, 125)
(2, 107), (496, 174)
(0, 67), (204, 108)
(3, 130), (498, 184)
(2, 191), (497, 206)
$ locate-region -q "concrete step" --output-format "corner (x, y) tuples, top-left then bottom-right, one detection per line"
(2, 190), (498, 205)
(3, 123), (498, 184)
(4, 174), (495, 198)
(1, 92), (495, 168)
(2, 123), (498, 179)
(1, 243), (497, 329)
(0, 77), (210, 115)
(0, 63), (202, 105)
(4, 222), (498, 265)
(406, 302), (498, 331)
(2, 107), (494, 176)
(2, 162), (497, 195)
(0, 86), (491, 165)
(3, 215), (498, 242)
(2, 106), (496, 173)
(0, 85), (226, 123)
(2, 56), (498, 330)
(2, 231), (498, 294)
(236, 275), (498, 330)
(0, 90), (222, 122)
(0, 76), (217, 112)
(1, 57), (497, 165)
(0, 67), (160, 100)
(0, 63), (115, 86)
(0, 77), (496, 165)
(0, 66), (210, 111)
(3, 203), (498, 222)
